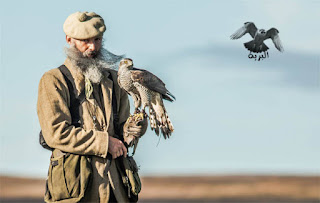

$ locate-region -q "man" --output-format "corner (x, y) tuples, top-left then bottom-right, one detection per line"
(37, 11), (147, 202)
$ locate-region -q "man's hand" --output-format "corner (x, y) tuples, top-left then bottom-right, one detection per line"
(108, 136), (127, 159)
(123, 113), (148, 146)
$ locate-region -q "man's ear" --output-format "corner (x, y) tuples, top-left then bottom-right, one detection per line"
(66, 35), (72, 44)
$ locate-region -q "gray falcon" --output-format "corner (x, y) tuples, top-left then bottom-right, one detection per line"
(230, 22), (284, 53)
(118, 58), (175, 139)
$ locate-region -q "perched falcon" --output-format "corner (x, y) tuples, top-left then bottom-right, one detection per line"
(230, 22), (284, 53)
(118, 58), (175, 139)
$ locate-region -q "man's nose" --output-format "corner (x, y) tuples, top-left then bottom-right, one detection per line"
(88, 43), (95, 51)
(88, 42), (96, 51)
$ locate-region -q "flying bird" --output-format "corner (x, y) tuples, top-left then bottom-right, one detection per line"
(118, 58), (175, 139)
(230, 22), (284, 53)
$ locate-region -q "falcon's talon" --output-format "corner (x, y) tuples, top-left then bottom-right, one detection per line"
(126, 115), (133, 123)
(136, 112), (144, 121)
(131, 112), (144, 122)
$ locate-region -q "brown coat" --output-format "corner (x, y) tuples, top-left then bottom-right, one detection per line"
(37, 58), (130, 202)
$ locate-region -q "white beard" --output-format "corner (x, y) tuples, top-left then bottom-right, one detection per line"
(83, 65), (103, 84)
(64, 45), (123, 84)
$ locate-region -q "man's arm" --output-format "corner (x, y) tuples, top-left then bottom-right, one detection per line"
(104, 76), (131, 159)
(37, 71), (109, 158)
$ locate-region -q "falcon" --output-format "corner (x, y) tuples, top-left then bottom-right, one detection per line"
(118, 58), (175, 139)
(230, 22), (284, 53)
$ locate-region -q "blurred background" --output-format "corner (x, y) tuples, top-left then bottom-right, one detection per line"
(0, 0), (319, 202)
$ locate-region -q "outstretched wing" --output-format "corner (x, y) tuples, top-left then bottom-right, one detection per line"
(265, 28), (284, 52)
(130, 67), (176, 102)
(230, 22), (257, 39)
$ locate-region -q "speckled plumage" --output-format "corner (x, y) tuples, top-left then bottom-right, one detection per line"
(118, 58), (175, 138)
(118, 65), (141, 110)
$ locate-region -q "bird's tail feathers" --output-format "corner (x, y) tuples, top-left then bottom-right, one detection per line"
(154, 106), (174, 139)
(244, 41), (269, 53)
(166, 112), (174, 132)
(149, 108), (160, 136)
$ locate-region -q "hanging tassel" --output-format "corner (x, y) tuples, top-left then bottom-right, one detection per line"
(85, 77), (93, 100)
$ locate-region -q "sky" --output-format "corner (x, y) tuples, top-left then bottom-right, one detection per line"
(0, 0), (319, 178)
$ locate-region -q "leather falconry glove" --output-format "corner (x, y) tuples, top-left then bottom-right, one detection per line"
(123, 113), (148, 155)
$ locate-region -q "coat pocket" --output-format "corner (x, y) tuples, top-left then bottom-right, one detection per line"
(48, 155), (70, 201)
(45, 152), (92, 203)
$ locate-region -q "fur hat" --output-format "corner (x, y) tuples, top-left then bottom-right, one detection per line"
(63, 11), (106, 39)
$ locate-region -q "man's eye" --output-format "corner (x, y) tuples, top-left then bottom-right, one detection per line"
(95, 38), (101, 41)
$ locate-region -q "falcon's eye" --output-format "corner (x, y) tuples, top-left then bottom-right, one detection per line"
(124, 61), (128, 64)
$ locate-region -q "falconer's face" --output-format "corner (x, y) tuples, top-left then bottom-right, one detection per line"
(66, 35), (102, 58)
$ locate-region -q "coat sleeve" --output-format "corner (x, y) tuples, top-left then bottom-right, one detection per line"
(37, 71), (109, 158)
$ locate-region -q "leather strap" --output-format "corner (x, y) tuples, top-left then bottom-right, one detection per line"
(58, 65), (85, 127)
(108, 73), (120, 137)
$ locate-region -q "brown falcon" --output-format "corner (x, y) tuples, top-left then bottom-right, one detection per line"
(118, 58), (175, 139)
(230, 22), (284, 53)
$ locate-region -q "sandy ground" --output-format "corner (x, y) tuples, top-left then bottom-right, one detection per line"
(0, 175), (319, 202)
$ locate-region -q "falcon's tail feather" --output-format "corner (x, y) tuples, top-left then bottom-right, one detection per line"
(153, 105), (174, 139)
(159, 112), (174, 139)
(166, 112), (174, 132)
(149, 108), (160, 136)
(244, 41), (269, 53)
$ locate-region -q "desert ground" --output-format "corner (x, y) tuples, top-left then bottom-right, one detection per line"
(0, 175), (319, 202)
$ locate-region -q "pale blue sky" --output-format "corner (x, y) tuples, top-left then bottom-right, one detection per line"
(0, 0), (319, 178)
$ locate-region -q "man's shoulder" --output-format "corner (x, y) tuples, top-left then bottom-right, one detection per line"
(40, 66), (65, 83)
(46, 67), (62, 75)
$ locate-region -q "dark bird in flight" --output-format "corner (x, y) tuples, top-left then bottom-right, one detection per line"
(230, 22), (284, 53)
